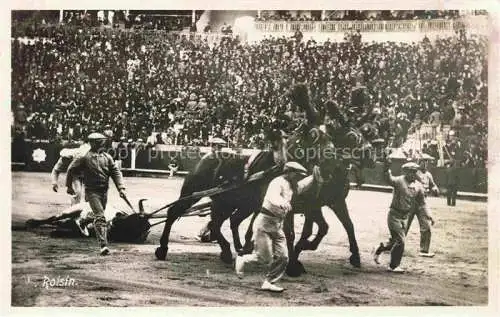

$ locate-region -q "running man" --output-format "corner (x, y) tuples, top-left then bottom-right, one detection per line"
(67, 133), (127, 256)
(235, 162), (315, 292)
(373, 161), (434, 272)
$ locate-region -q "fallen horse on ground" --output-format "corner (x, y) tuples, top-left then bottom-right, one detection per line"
(19, 193), (219, 243)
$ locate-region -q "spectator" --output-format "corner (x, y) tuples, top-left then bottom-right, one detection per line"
(11, 22), (487, 168)
(155, 133), (165, 145)
(428, 104), (441, 139)
(257, 10), (461, 21)
(352, 29), (362, 45)
(444, 160), (459, 206)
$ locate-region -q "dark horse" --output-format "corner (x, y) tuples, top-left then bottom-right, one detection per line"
(239, 109), (379, 276)
(154, 145), (280, 264)
(154, 101), (380, 276)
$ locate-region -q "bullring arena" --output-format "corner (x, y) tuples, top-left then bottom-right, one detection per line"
(9, 7), (496, 310)
(12, 172), (487, 306)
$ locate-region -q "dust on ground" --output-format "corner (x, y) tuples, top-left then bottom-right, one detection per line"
(11, 172), (488, 306)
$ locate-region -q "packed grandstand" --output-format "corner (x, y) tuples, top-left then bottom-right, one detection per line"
(11, 10), (487, 168)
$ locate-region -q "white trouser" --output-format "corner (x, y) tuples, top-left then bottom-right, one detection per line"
(70, 178), (84, 205)
(240, 213), (288, 283)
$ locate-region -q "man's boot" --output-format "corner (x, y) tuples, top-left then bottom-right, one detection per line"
(95, 223), (110, 256)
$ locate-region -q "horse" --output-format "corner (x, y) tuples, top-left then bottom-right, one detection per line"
(237, 112), (380, 276)
(154, 107), (380, 276)
(154, 146), (281, 264)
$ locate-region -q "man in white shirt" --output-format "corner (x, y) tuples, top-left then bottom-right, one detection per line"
(51, 143), (91, 205)
(429, 104), (441, 139)
(235, 162), (315, 292)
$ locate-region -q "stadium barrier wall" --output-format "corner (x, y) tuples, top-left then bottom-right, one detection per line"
(254, 17), (488, 35)
(11, 140), (487, 194)
(14, 16), (488, 46)
(250, 17), (488, 43)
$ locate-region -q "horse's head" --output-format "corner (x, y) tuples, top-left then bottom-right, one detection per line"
(323, 99), (387, 170)
(335, 123), (386, 171)
(216, 152), (247, 184)
(285, 123), (335, 172)
(289, 83), (321, 126)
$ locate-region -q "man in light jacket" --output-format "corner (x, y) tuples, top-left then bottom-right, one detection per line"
(51, 142), (90, 205)
(235, 162), (315, 292)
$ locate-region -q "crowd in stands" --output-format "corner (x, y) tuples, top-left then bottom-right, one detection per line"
(12, 10), (194, 37)
(255, 10), (462, 22)
(11, 21), (487, 167)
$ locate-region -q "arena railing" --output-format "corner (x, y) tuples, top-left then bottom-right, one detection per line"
(254, 17), (488, 33)
(10, 139), (487, 197)
(13, 17), (488, 42)
(13, 15), (489, 40)
(12, 24), (238, 45)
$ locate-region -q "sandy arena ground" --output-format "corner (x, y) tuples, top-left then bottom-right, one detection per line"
(11, 172), (488, 306)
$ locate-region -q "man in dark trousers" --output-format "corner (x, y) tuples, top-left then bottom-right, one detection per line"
(373, 161), (434, 272)
(67, 133), (127, 256)
(405, 164), (439, 257)
(445, 160), (459, 206)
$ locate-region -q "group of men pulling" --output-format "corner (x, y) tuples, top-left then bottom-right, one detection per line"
(41, 123), (440, 292)
(230, 84), (441, 290)
(233, 158), (439, 292)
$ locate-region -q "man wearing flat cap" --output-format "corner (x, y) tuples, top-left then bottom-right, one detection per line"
(235, 162), (315, 292)
(373, 161), (434, 273)
(404, 163), (438, 258)
(66, 133), (127, 256)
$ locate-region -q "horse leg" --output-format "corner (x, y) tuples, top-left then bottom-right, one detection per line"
(241, 211), (259, 255)
(229, 206), (253, 254)
(330, 199), (361, 268)
(155, 203), (190, 261)
(295, 210), (329, 253)
(211, 201), (233, 264)
(293, 215), (314, 256)
(284, 212), (306, 277)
